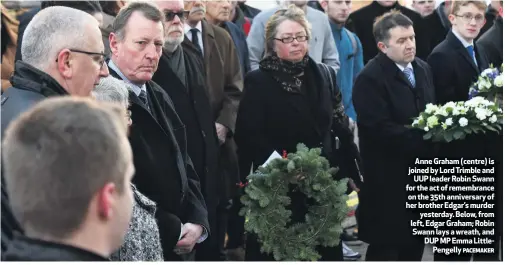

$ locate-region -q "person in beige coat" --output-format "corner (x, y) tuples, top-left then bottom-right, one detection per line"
(183, 0), (243, 260)
(1, 5), (19, 92)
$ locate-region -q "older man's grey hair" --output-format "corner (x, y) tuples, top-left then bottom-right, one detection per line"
(93, 76), (130, 109)
(21, 6), (98, 71)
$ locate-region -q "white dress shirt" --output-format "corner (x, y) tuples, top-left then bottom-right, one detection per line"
(184, 21), (204, 55)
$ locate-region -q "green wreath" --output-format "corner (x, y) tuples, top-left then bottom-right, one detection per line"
(239, 144), (349, 261)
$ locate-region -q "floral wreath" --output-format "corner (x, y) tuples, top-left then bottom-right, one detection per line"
(239, 144), (349, 261)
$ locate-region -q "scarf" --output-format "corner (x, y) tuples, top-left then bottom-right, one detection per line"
(259, 54), (309, 93)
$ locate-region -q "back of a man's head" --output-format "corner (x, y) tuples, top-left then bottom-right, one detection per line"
(41, 1), (102, 14)
(21, 6), (98, 71)
(2, 97), (134, 253)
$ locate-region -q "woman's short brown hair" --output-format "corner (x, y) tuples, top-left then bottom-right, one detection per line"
(264, 4), (311, 57)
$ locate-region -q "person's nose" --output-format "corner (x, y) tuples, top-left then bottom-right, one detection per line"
(172, 14), (182, 24)
(145, 44), (160, 60)
(223, 1), (231, 9)
(100, 63), (110, 77)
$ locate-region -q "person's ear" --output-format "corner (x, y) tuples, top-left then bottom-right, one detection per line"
(319, 0), (329, 12)
(97, 182), (117, 220)
(56, 49), (73, 79)
(448, 13), (456, 25)
(377, 41), (388, 54)
(110, 32), (120, 57)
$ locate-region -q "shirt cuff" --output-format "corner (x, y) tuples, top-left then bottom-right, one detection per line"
(196, 226), (208, 244)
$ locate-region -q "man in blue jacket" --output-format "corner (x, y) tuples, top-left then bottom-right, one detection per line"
(320, 0), (363, 123)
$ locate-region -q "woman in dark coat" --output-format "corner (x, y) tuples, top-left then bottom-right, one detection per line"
(234, 5), (361, 261)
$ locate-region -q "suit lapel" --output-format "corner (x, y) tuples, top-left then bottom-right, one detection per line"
(201, 21), (215, 70)
(447, 32), (479, 74)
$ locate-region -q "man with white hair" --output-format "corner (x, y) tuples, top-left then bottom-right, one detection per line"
(1, 6), (109, 256)
(153, 1), (221, 261)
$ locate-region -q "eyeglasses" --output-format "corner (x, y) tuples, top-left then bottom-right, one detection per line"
(455, 13), (486, 25)
(165, 10), (190, 21)
(274, 36), (309, 44)
(56, 49), (107, 69)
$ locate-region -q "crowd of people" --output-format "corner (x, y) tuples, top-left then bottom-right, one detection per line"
(0, 0), (502, 262)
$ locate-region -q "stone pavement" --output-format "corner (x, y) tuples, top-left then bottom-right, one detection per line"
(343, 215), (434, 261)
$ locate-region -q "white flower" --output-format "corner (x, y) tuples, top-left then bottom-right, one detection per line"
(494, 75), (503, 87)
(484, 80), (492, 89)
(444, 102), (456, 109)
(459, 117), (469, 127)
(425, 103), (438, 114)
(435, 108), (449, 117)
(412, 119), (419, 126)
(445, 118), (453, 126)
(427, 116), (439, 128)
(452, 108), (461, 116)
(489, 115), (498, 123)
(424, 126), (429, 132)
(482, 68), (494, 77)
(476, 111), (487, 121)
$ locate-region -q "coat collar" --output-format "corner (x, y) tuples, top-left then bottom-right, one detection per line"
(375, 52), (430, 112)
(201, 20), (216, 66)
(10, 61), (68, 97)
(446, 30), (480, 73)
(4, 234), (108, 261)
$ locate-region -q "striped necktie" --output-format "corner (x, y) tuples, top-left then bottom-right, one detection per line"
(403, 67), (416, 88)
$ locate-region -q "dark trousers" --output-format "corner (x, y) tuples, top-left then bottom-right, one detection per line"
(226, 195), (245, 249)
(366, 240), (424, 261)
(216, 199), (232, 260)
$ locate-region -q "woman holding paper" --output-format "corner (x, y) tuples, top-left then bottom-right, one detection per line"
(234, 5), (361, 261)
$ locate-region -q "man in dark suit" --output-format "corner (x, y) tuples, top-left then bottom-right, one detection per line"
(353, 10), (436, 261)
(346, 0), (429, 63)
(477, 1), (502, 68)
(153, 0), (221, 261)
(423, 0), (452, 52)
(184, 0), (244, 260)
(204, 0), (250, 78)
(428, 0), (489, 105)
(428, 2), (498, 261)
(106, 2), (209, 261)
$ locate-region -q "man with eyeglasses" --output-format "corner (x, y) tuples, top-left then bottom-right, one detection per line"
(428, 1), (499, 262)
(153, 0), (221, 261)
(428, 0), (489, 105)
(1, 6), (109, 257)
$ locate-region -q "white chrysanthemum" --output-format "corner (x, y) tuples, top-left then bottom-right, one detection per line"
(494, 75), (503, 87)
(452, 108), (460, 116)
(427, 116), (439, 128)
(459, 117), (468, 127)
(444, 102), (456, 109)
(425, 103), (438, 114)
(489, 115), (498, 123)
(476, 111), (487, 121)
(424, 126), (429, 132)
(435, 108), (449, 117)
(445, 118), (453, 126)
